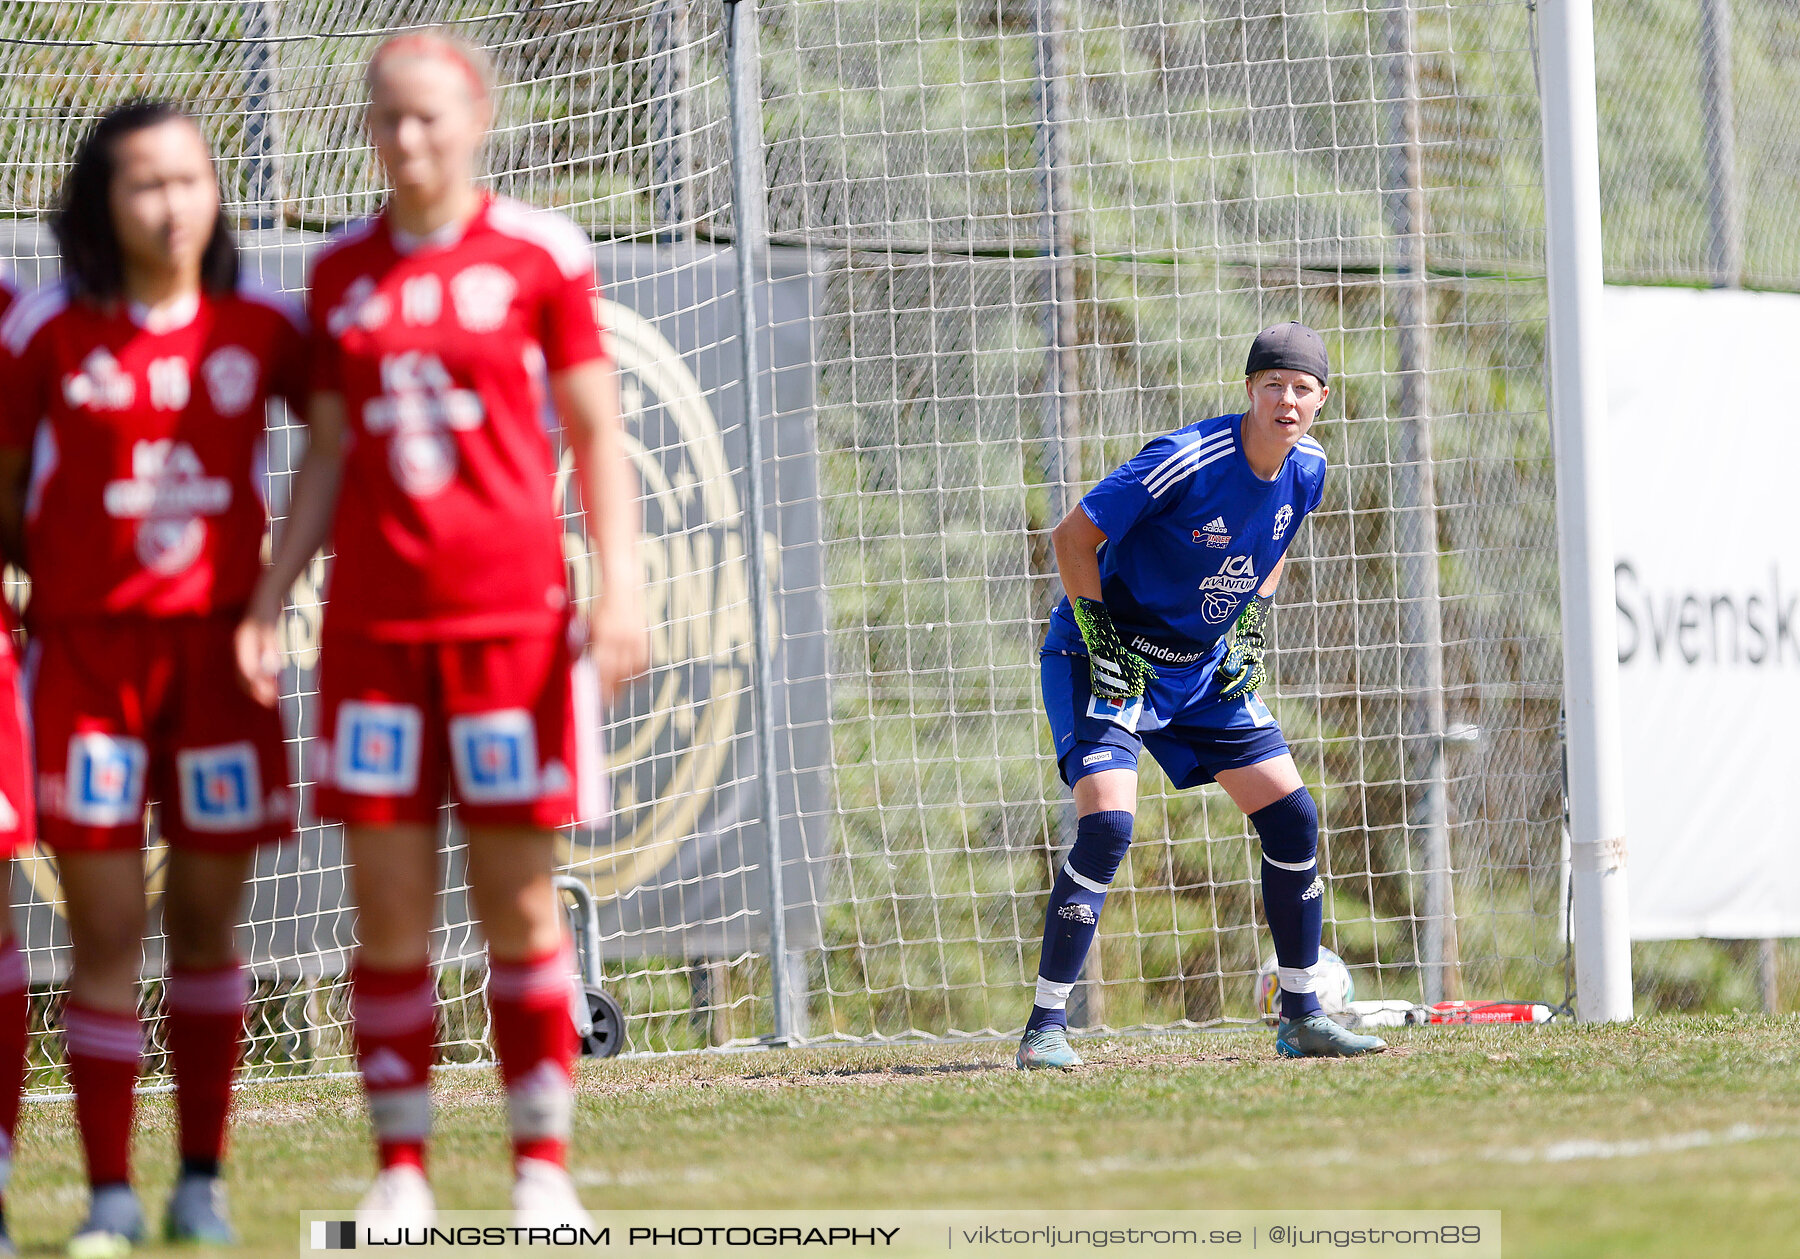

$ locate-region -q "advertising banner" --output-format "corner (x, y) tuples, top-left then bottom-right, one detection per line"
(1606, 285), (1800, 939)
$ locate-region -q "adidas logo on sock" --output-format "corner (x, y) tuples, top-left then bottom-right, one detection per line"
(1057, 903), (1098, 925)
(1301, 876), (1324, 901)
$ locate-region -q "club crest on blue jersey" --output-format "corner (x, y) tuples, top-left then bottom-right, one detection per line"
(1085, 692), (1145, 732)
(66, 732), (148, 827)
(177, 741), (263, 833)
(1273, 504), (1293, 540)
(449, 709), (540, 804)
(335, 700), (423, 796)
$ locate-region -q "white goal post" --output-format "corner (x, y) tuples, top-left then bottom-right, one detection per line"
(1535, 0), (1632, 1022)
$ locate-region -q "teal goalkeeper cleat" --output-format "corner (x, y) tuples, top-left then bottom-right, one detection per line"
(1016, 1026), (1084, 1070)
(1275, 1013), (1387, 1058)
(164, 1172), (238, 1245)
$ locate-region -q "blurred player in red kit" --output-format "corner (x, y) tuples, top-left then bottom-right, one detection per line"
(236, 31), (647, 1229)
(0, 273), (38, 1258)
(0, 102), (306, 1252)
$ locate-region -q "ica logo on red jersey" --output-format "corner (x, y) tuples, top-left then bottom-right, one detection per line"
(102, 439), (232, 576)
(364, 351), (487, 498)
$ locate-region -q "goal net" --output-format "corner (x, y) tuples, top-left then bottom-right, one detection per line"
(0, 0), (1573, 1087)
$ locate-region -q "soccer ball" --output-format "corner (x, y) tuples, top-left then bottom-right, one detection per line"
(1254, 948), (1355, 1021)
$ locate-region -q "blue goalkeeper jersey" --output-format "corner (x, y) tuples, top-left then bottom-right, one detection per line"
(1045, 412), (1327, 667)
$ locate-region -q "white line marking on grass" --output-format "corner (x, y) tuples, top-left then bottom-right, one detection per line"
(1076, 1125), (1798, 1179)
(575, 1166), (719, 1188)
(1483, 1124), (1783, 1165)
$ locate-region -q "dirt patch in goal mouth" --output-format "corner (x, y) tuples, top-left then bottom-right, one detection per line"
(554, 1036), (1416, 1094)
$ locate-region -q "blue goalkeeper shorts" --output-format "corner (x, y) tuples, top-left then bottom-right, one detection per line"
(1040, 633), (1290, 791)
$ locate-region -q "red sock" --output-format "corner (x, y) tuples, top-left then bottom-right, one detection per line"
(352, 961), (436, 1171)
(488, 947), (576, 1169)
(0, 938), (28, 1190)
(165, 965), (247, 1171)
(64, 1003), (141, 1186)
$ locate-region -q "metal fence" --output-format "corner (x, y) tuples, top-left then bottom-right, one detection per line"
(0, 0), (1793, 1090)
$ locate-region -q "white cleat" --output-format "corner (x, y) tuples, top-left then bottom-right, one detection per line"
(512, 1158), (594, 1232)
(356, 1165), (436, 1237)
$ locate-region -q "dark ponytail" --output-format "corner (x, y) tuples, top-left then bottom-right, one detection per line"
(53, 100), (237, 304)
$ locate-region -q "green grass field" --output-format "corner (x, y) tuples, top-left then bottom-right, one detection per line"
(9, 1016), (1800, 1258)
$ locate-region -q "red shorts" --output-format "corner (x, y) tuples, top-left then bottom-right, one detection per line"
(28, 616), (294, 854)
(315, 624), (602, 829)
(0, 640), (35, 855)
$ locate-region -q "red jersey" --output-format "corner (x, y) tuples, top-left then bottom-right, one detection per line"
(307, 194), (607, 641)
(0, 273), (18, 641)
(0, 279), (307, 624)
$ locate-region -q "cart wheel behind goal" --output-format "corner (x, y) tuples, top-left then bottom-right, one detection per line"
(579, 985), (626, 1058)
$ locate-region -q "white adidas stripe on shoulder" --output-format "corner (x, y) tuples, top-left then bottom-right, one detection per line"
(488, 196), (594, 280)
(1144, 429), (1235, 496)
(1148, 445), (1235, 497)
(1295, 436), (1328, 462)
(1141, 430), (1231, 493)
(1143, 433), (1232, 496)
(235, 275), (307, 334)
(0, 281), (69, 356)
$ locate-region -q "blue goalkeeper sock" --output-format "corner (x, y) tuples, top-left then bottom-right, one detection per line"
(1252, 787), (1326, 1022)
(1026, 810), (1133, 1033)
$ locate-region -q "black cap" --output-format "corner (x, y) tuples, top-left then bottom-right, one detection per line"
(1245, 321), (1329, 386)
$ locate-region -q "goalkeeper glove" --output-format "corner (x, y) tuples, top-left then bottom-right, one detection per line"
(1216, 594), (1271, 702)
(1071, 596), (1157, 701)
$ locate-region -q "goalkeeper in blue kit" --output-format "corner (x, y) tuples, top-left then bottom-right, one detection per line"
(1020, 322), (1386, 1068)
